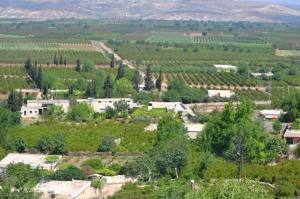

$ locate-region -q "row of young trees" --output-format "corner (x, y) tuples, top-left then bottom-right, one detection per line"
(53, 54), (67, 66)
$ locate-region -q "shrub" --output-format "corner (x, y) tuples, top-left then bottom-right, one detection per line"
(82, 60), (95, 72)
(83, 159), (103, 170)
(14, 138), (27, 153)
(98, 136), (116, 152)
(51, 166), (86, 181)
(68, 102), (94, 122)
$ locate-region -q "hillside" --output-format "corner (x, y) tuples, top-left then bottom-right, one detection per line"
(0, 0), (300, 22)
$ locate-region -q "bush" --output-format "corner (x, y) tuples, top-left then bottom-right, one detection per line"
(51, 166), (86, 181)
(82, 60), (95, 72)
(98, 136), (116, 152)
(14, 138), (27, 153)
(36, 134), (68, 155)
(68, 102), (94, 122)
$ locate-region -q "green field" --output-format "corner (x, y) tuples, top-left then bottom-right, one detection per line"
(7, 121), (155, 152)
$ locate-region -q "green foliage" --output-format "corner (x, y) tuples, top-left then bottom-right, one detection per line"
(68, 102), (94, 122)
(116, 63), (125, 80)
(104, 74), (114, 98)
(51, 166), (86, 181)
(91, 178), (106, 189)
(82, 60), (95, 72)
(45, 155), (59, 163)
(132, 69), (141, 92)
(197, 99), (287, 163)
(185, 179), (273, 199)
(7, 91), (23, 112)
(83, 159), (103, 170)
(44, 105), (64, 120)
(155, 70), (163, 91)
(98, 136), (116, 152)
(36, 134), (68, 155)
(280, 92), (300, 122)
(145, 65), (153, 91)
(114, 78), (134, 97)
(14, 138), (27, 153)
(133, 92), (151, 105)
(7, 121), (154, 152)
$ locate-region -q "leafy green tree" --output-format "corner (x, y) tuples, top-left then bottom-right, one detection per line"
(105, 106), (116, 119)
(82, 60), (95, 72)
(14, 138), (27, 153)
(36, 137), (52, 153)
(133, 92), (151, 105)
(155, 70), (163, 91)
(68, 102), (94, 122)
(114, 78), (134, 97)
(98, 136), (116, 152)
(104, 75), (114, 98)
(7, 91), (23, 112)
(197, 99), (287, 163)
(132, 68), (141, 92)
(273, 120), (282, 133)
(75, 59), (81, 72)
(51, 166), (86, 181)
(144, 65), (153, 91)
(51, 134), (68, 155)
(116, 63), (125, 80)
(281, 92), (300, 122)
(44, 105), (64, 120)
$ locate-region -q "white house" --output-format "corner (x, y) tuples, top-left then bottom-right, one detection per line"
(251, 72), (274, 78)
(35, 180), (99, 199)
(214, 65), (237, 72)
(208, 90), (235, 98)
(0, 153), (61, 172)
(76, 98), (136, 113)
(259, 110), (283, 120)
(184, 123), (206, 139)
(21, 100), (70, 118)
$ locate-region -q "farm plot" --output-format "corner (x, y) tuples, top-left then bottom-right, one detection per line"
(0, 66), (27, 76)
(235, 89), (270, 101)
(0, 42), (108, 64)
(108, 43), (276, 64)
(154, 72), (257, 87)
(146, 31), (192, 43)
(276, 49), (300, 57)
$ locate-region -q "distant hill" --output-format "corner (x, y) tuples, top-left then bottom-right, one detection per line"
(0, 0), (300, 22)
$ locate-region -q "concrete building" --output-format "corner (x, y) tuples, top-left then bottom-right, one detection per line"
(35, 180), (99, 199)
(21, 99), (70, 118)
(214, 65), (238, 72)
(208, 90), (235, 98)
(184, 123), (206, 139)
(284, 129), (300, 145)
(260, 110), (283, 120)
(76, 98), (136, 113)
(0, 153), (61, 172)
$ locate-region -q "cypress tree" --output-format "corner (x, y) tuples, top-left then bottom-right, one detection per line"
(156, 70), (163, 91)
(7, 91), (22, 112)
(24, 57), (32, 71)
(132, 68), (141, 92)
(43, 84), (48, 99)
(104, 75), (114, 98)
(116, 63), (125, 80)
(37, 66), (43, 89)
(145, 65), (153, 91)
(53, 54), (58, 65)
(86, 83), (92, 98)
(75, 59), (81, 72)
(110, 54), (115, 68)
(64, 58), (67, 66)
(68, 85), (74, 95)
(59, 56), (63, 65)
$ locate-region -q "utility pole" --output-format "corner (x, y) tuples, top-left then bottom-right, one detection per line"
(237, 132), (243, 181)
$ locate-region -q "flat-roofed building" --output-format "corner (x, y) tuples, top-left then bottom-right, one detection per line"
(148, 102), (185, 112)
(35, 180), (99, 199)
(284, 129), (300, 145)
(21, 99), (70, 118)
(76, 98), (136, 113)
(251, 72), (274, 78)
(260, 109), (283, 120)
(214, 64), (237, 72)
(184, 123), (206, 139)
(0, 153), (61, 172)
(208, 90), (235, 98)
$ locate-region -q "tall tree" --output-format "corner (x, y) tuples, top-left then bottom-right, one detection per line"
(43, 84), (48, 99)
(156, 70), (163, 91)
(132, 68), (141, 92)
(37, 66), (43, 89)
(145, 65), (153, 91)
(116, 63), (125, 80)
(7, 91), (23, 112)
(24, 57), (32, 71)
(64, 58), (67, 66)
(104, 75), (114, 98)
(75, 59), (81, 72)
(110, 53), (115, 68)
(59, 56), (63, 65)
(53, 54), (58, 66)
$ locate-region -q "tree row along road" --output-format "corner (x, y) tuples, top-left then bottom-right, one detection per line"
(0, 63), (110, 69)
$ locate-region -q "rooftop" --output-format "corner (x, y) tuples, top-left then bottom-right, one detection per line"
(35, 180), (91, 198)
(0, 153), (61, 170)
(260, 110), (283, 115)
(214, 64), (237, 69)
(284, 129), (300, 138)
